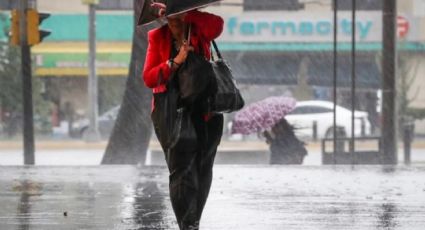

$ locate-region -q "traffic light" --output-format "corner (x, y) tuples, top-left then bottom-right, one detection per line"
(27, 9), (51, 45)
(10, 9), (19, 46)
(8, 9), (51, 46)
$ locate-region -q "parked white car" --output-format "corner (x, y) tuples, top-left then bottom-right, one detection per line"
(72, 106), (120, 139)
(285, 100), (371, 139)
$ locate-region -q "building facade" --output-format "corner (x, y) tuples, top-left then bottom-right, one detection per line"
(1, 0), (424, 135)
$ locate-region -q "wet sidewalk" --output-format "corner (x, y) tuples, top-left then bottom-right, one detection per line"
(1, 165), (425, 230)
(2, 139), (425, 166)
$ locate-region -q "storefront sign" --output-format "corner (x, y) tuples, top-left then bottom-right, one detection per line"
(33, 52), (129, 76)
(397, 16), (409, 39)
(218, 12), (419, 43)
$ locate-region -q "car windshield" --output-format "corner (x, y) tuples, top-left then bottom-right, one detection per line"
(290, 105), (333, 115)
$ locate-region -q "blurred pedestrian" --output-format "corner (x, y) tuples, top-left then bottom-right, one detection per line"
(142, 2), (224, 229)
(365, 92), (379, 134)
(263, 118), (307, 164)
(63, 102), (75, 137)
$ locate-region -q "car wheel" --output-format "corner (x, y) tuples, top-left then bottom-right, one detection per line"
(325, 127), (347, 138)
(81, 127), (105, 140)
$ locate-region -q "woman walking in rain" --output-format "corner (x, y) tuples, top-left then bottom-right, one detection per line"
(141, 1), (224, 229)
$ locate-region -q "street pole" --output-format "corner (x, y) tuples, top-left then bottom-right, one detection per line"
(332, 0), (338, 164)
(350, 0), (357, 163)
(20, 0), (35, 165)
(85, 3), (101, 141)
(382, 0), (397, 164)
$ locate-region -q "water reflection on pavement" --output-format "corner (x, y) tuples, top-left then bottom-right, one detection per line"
(0, 166), (425, 229)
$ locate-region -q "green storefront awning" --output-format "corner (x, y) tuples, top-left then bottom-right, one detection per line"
(31, 41), (425, 76)
(2, 12), (424, 77)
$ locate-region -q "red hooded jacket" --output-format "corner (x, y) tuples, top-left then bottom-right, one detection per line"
(142, 10), (224, 115)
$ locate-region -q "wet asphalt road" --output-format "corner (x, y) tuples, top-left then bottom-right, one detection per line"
(0, 165), (425, 230)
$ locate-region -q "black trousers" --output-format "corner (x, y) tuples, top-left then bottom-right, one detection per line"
(151, 93), (223, 229)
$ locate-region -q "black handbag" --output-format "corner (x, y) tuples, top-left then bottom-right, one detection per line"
(176, 25), (244, 113)
(151, 40), (198, 151)
(151, 71), (179, 150)
(152, 71), (198, 152)
(177, 25), (216, 106)
(209, 40), (244, 113)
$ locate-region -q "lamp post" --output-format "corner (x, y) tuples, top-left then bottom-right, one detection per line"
(19, 0), (35, 164)
(382, 0), (398, 164)
(82, 0), (101, 141)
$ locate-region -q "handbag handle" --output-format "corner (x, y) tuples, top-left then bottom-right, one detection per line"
(211, 40), (223, 60)
(185, 24), (206, 57)
(186, 24), (191, 45)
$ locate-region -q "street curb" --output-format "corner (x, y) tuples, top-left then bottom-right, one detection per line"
(0, 140), (424, 151)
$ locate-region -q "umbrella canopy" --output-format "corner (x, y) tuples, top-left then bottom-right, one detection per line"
(165, 0), (221, 17)
(137, 0), (166, 26)
(137, 0), (220, 26)
(231, 96), (297, 135)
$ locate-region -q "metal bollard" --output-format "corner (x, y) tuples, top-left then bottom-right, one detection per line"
(361, 118), (365, 137)
(335, 127), (345, 153)
(312, 121), (318, 142)
(403, 121), (414, 165)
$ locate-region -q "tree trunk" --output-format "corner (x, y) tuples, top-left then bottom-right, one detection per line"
(101, 0), (159, 164)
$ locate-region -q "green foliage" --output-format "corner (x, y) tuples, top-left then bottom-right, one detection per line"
(0, 14), (51, 135)
(0, 13), (9, 42)
(407, 108), (425, 121)
(397, 54), (423, 123)
(375, 48), (425, 138)
(0, 12), (22, 114)
(98, 77), (126, 114)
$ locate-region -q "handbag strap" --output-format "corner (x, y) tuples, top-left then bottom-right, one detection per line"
(186, 24), (207, 57)
(210, 45), (215, 61)
(184, 24), (221, 60)
(211, 40), (223, 60)
(186, 23), (191, 45)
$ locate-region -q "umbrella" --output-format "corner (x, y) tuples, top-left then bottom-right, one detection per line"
(165, 0), (221, 17)
(137, 0), (221, 26)
(137, 0), (166, 26)
(231, 96), (297, 135)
